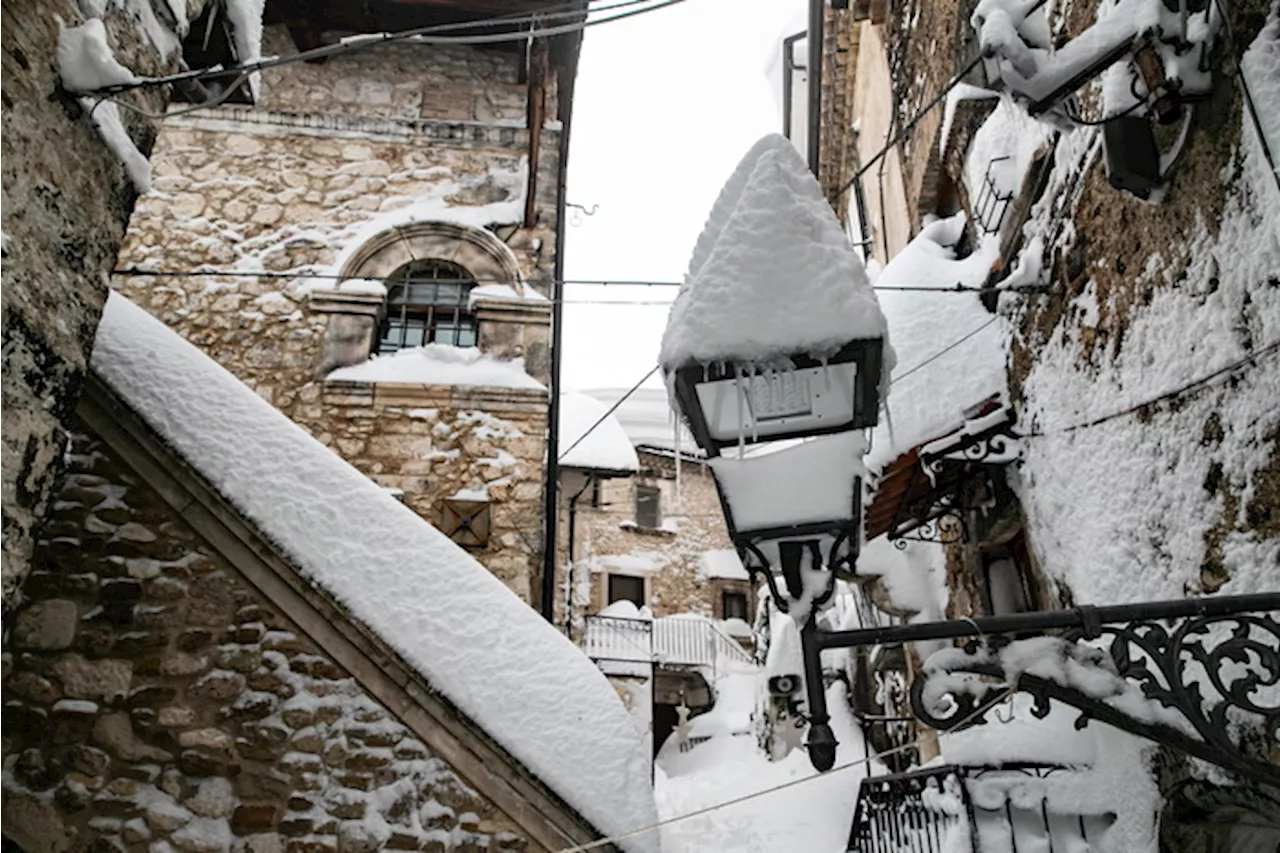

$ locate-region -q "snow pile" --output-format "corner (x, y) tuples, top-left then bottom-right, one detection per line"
(56, 18), (152, 193)
(709, 432), (867, 531)
(660, 134), (889, 370)
(866, 214), (1008, 474)
(90, 294), (658, 850)
(656, 672), (876, 852)
(964, 99), (1054, 232)
(585, 552), (664, 576)
(973, 0), (1219, 121)
(559, 392), (640, 473)
(328, 344), (544, 390)
(1241, 4), (1280, 185)
(57, 18), (139, 92)
(328, 160), (529, 275)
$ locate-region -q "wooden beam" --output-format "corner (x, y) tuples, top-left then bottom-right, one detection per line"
(524, 37), (550, 228)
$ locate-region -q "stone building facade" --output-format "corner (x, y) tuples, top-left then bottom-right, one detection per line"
(564, 447), (754, 626)
(817, 0), (1280, 840)
(112, 13), (578, 605)
(2, 0), (207, 609)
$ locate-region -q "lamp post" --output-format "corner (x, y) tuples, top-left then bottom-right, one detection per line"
(660, 133), (891, 771)
(667, 355), (884, 771)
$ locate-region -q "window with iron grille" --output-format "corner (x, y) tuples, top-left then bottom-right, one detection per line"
(608, 574), (645, 608)
(377, 259), (477, 354)
(634, 483), (661, 530)
(722, 591), (748, 622)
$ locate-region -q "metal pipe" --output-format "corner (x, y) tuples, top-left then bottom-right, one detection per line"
(781, 30), (807, 140)
(816, 592), (1280, 651)
(562, 476), (593, 635)
(806, 0), (823, 175)
(540, 26), (581, 623)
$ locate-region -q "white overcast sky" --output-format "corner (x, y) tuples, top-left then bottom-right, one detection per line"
(560, 0), (806, 392)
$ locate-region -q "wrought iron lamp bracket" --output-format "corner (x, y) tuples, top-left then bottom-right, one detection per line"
(909, 608), (1280, 788)
(883, 414), (1020, 549)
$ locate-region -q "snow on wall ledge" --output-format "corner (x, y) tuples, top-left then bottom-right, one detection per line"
(89, 294), (658, 851)
(327, 344), (545, 390)
(659, 134), (890, 370)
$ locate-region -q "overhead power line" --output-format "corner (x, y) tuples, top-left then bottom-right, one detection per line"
(89, 0), (682, 98)
(110, 267), (1050, 295)
(558, 366), (660, 462)
(1020, 339), (1280, 437)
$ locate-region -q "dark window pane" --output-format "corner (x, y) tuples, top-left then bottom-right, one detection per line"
(376, 259), (479, 354)
(722, 592), (748, 621)
(635, 484), (661, 529)
(608, 575), (645, 608)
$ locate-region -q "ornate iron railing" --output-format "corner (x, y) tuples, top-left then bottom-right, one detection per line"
(848, 764), (1116, 852)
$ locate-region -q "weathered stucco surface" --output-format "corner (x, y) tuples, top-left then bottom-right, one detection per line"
(2, 0), (203, 609)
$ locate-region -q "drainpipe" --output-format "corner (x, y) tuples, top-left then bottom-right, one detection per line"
(562, 475), (593, 635)
(782, 30), (808, 140)
(541, 28), (581, 623)
(807, 0), (824, 176)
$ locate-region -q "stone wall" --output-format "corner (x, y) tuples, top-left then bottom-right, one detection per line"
(2, 426), (530, 853)
(112, 23), (566, 602)
(562, 452), (752, 623)
(314, 382), (548, 602)
(1, 0), (205, 609)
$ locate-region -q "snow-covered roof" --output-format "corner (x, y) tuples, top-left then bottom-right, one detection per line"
(867, 214), (1009, 474)
(328, 344), (545, 390)
(659, 134), (889, 370)
(559, 391), (640, 473)
(583, 386), (694, 451)
(698, 549), (749, 581)
(90, 294), (657, 851)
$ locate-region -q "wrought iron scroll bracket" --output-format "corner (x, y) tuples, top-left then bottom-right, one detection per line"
(910, 610), (1280, 788)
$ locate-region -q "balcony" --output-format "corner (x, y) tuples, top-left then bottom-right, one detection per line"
(848, 764), (1116, 852)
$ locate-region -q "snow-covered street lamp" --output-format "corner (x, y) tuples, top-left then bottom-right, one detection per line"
(661, 134), (892, 770)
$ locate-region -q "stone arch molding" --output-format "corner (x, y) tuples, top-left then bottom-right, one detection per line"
(340, 221), (525, 292)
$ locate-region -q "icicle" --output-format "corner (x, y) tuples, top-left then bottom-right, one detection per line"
(820, 355), (832, 394)
(749, 364), (761, 444)
(735, 365), (746, 458)
(673, 411), (683, 509)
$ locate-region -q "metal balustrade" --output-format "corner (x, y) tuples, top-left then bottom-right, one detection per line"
(848, 764), (1114, 852)
(581, 614), (755, 672)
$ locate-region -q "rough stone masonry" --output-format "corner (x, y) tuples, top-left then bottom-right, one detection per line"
(2, 0), (205, 609)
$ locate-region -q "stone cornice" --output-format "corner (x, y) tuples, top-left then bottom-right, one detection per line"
(308, 289), (386, 317)
(164, 105), (562, 149)
(473, 297), (552, 325)
(77, 374), (594, 852)
(324, 378), (549, 416)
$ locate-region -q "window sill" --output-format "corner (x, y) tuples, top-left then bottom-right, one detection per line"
(619, 520), (676, 538)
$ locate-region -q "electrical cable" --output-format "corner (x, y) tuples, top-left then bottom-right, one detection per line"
(1019, 339), (1280, 437)
(109, 267), (1050, 295)
(88, 0), (681, 98)
(558, 365), (659, 462)
(892, 316), (1002, 383)
(1210, 0), (1280, 194)
(555, 685), (1018, 852)
(833, 54), (986, 203)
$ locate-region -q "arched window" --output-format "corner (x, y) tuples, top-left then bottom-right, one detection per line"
(377, 259), (477, 353)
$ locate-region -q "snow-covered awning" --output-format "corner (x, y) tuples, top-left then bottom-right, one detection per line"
(88, 294), (658, 852)
(559, 391), (640, 475)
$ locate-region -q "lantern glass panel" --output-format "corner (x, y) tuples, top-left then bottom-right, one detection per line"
(694, 362), (859, 444)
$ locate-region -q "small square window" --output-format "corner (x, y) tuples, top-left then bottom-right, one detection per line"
(635, 484), (661, 530)
(440, 499), (491, 548)
(608, 575), (645, 608)
(722, 591), (748, 622)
